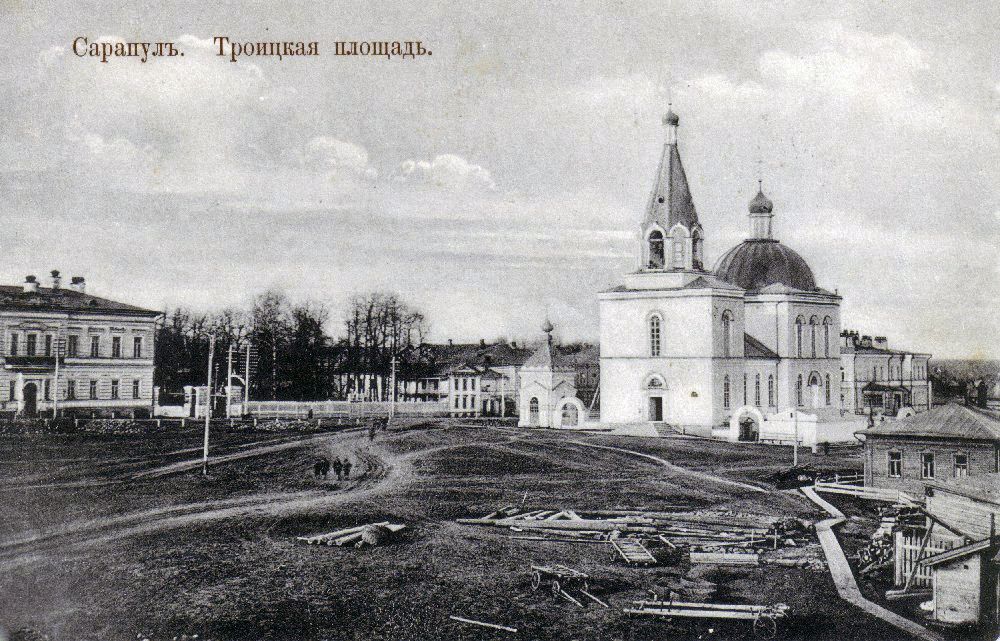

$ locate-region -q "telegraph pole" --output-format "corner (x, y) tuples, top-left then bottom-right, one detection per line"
(792, 410), (799, 467)
(389, 353), (397, 424)
(202, 335), (215, 476)
(225, 343), (234, 418)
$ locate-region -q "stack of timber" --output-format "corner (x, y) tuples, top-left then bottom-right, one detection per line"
(611, 537), (658, 566)
(297, 521), (406, 548)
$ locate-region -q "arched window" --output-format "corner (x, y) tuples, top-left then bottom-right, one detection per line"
(647, 230), (664, 269)
(692, 230), (704, 269)
(809, 316), (819, 358)
(796, 375), (803, 406)
(795, 316), (805, 357)
(649, 315), (662, 357)
(754, 374), (761, 406)
(529, 397), (539, 425)
(767, 375), (774, 407)
(823, 317), (832, 357)
(723, 375), (730, 409)
(672, 238), (685, 268)
(721, 310), (734, 358)
(825, 374), (831, 405)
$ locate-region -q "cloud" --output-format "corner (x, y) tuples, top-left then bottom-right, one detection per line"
(396, 154), (497, 192)
(291, 136), (377, 180)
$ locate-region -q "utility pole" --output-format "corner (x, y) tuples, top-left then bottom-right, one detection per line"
(389, 352), (397, 424)
(244, 343), (252, 414)
(792, 410), (799, 467)
(203, 335), (215, 476)
(271, 336), (277, 400)
(225, 343), (234, 418)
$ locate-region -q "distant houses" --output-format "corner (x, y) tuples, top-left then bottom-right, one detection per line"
(840, 330), (933, 417)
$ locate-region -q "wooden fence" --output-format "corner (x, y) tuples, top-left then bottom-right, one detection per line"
(238, 400), (449, 418)
(894, 528), (956, 587)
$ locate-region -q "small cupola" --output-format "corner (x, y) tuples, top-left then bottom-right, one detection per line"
(747, 180), (775, 240)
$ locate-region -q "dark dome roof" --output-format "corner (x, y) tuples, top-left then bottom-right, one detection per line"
(663, 108), (679, 127)
(748, 189), (773, 214)
(713, 240), (817, 291)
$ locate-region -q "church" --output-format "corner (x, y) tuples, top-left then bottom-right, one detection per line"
(598, 108), (856, 443)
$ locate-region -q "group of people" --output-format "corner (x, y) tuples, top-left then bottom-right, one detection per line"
(312, 456), (352, 480)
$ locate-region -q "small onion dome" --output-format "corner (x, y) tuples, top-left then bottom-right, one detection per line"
(748, 188), (773, 214)
(541, 318), (554, 333)
(663, 108), (679, 127)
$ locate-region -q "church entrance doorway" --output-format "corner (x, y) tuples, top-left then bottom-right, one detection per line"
(738, 415), (759, 441)
(528, 397), (539, 426)
(648, 396), (663, 422)
(22, 383), (38, 417)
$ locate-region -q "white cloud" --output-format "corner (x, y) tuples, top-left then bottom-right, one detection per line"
(396, 154), (497, 191)
(292, 136), (377, 180)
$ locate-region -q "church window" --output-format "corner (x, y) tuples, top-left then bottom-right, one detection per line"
(743, 374), (747, 405)
(723, 375), (730, 409)
(721, 310), (734, 358)
(692, 230), (704, 269)
(755, 374), (761, 406)
(647, 230), (665, 269)
(825, 374), (831, 405)
(767, 375), (774, 406)
(809, 317), (819, 358)
(795, 317), (805, 357)
(672, 238), (685, 268)
(796, 375), (803, 406)
(649, 315), (662, 357)
(823, 318), (832, 357)
(529, 397), (539, 426)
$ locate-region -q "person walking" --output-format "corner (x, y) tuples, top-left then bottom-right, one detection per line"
(342, 457), (353, 480)
(332, 457), (343, 481)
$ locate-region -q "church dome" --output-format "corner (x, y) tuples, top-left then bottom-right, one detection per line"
(663, 108), (679, 127)
(748, 188), (773, 214)
(713, 240), (817, 291)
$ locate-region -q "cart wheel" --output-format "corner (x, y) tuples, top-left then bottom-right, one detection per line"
(551, 579), (561, 597)
(531, 571), (542, 592)
(753, 615), (778, 640)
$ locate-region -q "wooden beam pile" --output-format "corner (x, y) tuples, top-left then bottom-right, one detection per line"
(297, 522), (406, 548)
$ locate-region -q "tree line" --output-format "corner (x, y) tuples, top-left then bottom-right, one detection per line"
(154, 290), (429, 402)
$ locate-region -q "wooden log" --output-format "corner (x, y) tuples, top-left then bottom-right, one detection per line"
(496, 518), (654, 533)
(333, 532), (364, 546)
(580, 589), (609, 608)
(559, 589), (584, 608)
(509, 536), (610, 545)
(690, 551), (759, 566)
(449, 616), (517, 633)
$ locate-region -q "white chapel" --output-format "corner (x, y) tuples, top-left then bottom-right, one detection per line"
(598, 107), (859, 443)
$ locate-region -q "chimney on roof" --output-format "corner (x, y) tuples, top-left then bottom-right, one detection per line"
(22, 275), (38, 293)
(861, 335), (873, 348)
(447, 339), (453, 347)
(70, 276), (86, 293)
(873, 336), (888, 349)
(50, 270), (61, 290)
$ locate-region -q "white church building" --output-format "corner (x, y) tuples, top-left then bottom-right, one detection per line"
(598, 108), (862, 444)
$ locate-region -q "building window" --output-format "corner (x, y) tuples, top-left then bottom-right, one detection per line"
(132, 379), (141, 399)
(647, 230), (664, 269)
(795, 317), (805, 357)
(111, 380), (120, 400)
(8, 381), (14, 401)
(825, 374), (831, 405)
(887, 452), (902, 478)
(89, 380), (97, 400)
(112, 336), (122, 358)
(768, 375), (774, 407)
(809, 317), (818, 358)
(44, 335), (52, 356)
(723, 375), (731, 409)
(754, 374), (761, 406)
(954, 454), (968, 478)
(650, 315), (662, 357)
(470, 379), (476, 391)
(67, 335), (78, 357)
(672, 238), (685, 268)
(26, 334), (37, 356)
(743, 374), (748, 405)
(529, 397), (540, 425)
(920, 453), (935, 479)
(796, 375), (803, 406)
(721, 310), (734, 358)
(90, 336), (100, 358)
(44, 380), (51, 400)
(9, 334), (17, 356)
(67, 380), (76, 400)
(133, 336), (143, 358)
(823, 318), (832, 357)
(454, 396), (459, 409)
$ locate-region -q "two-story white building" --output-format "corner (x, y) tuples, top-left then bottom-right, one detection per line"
(0, 271), (160, 417)
(839, 330), (932, 417)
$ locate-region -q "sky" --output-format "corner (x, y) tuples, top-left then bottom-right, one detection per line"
(0, 1), (997, 358)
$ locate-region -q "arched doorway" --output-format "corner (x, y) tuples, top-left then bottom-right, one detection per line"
(22, 382), (38, 417)
(729, 406), (766, 442)
(808, 372), (822, 408)
(561, 403), (579, 427)
(645, 374), (666, 422)
(528, 397), (539, 426)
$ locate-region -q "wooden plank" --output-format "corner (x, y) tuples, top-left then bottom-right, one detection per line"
(690, 551), (760, 566)
(580, 589), (609, 608)
(449, 616), (517, 633)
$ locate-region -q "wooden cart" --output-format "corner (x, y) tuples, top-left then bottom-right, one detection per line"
(625, 599), (789, 639)
(530, 564), (589, 595)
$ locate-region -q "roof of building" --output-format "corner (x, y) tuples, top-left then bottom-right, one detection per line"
(602, 274), (743, 294)
(857, 403), (1000, 441)
(0, 285), (160, 317)
(920, 536), (995, 568)
(713, 239), (818, 292)
(644, 138), (699, 230)
(928, 473), (1000, 506)
(748, 187), (774, 214)
(744, 333), (779, 359)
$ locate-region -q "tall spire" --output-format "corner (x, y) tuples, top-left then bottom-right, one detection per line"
(644, 106), (698, 230)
